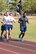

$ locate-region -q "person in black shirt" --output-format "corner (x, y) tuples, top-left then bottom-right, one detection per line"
(18, 12), (29, 41)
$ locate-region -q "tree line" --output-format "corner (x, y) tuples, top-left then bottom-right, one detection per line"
(0, 0), (36, 14)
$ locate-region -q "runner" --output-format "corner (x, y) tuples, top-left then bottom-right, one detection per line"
(0, 13), (7, 40)
(3, 12), (16, 41)
(7, 13), (16, 39)
(18, 12), (29, 41)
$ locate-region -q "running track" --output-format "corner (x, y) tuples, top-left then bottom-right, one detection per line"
(0, 38), (36, 54)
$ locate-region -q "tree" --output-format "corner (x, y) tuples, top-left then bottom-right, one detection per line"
(0, 0), (9, 11)
(22, 0), (36, 13)
(0, 0), (36, 13)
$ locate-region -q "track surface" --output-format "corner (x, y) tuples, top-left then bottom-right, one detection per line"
(0, 38), (36, 54)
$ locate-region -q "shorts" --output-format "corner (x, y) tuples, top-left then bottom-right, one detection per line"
(9, 25), (13, 30)
(1, 25), (5, 31)
(20, 25), (26, 32)
(5, 24), (13, 30)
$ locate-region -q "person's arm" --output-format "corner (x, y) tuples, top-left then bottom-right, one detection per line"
(26, 17), (29, 24)
(11, 18), (16, 23)
(18, 20), (22, 23)
(1, 17), (5, 24)
(1, 19), (3, 23)
(10, 17), (16, 23)
(27, 19), (29, 24)
(18, 18), (22, 24)
(13, 18), (16, 23)
(27, 21), (29, 24)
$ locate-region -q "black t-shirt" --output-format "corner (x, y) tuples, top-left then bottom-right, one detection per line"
(18, 16), (28, 26)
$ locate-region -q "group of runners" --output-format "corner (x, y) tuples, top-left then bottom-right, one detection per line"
(0, 11), (29, 42)
(0, 12), (16, 41)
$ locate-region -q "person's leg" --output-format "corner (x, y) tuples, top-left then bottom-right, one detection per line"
(1, 25), (5, 38)
(8, 25), (13, 39)
(8, 25), (12, 39)
(19, 31), (24, 41)
(3, 25), (7, 38)
(21, 31), (25, 39)
(19, 25), (23, 40)
(4, 31), (7, 38)
(21, 26), (26, 40)
(0, 30), (4, 40)
(6, 30), (9, 41)
(8, 29), (11, 39)
(4, 27), (11, 39)
(5, 25), (9, 41)
(19, 31), (22, 38)
(1, 31), (4, 38)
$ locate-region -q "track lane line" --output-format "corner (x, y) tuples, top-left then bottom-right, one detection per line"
(9, 41), (36, 47)
(3, 38), (36, 46)
(10, 39), (36, 44)
(0, 48), (20, 54)
(0, 42), (36, 52)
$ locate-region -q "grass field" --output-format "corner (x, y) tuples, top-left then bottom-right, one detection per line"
(0, 16), (36, 42)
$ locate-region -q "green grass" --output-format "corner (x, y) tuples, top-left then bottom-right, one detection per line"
(0, 16), (36, 42)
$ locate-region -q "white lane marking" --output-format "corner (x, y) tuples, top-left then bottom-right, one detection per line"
(0, 42), (36, 52)
(0, 48), (20, 54)
(9, 41), (36, 47)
